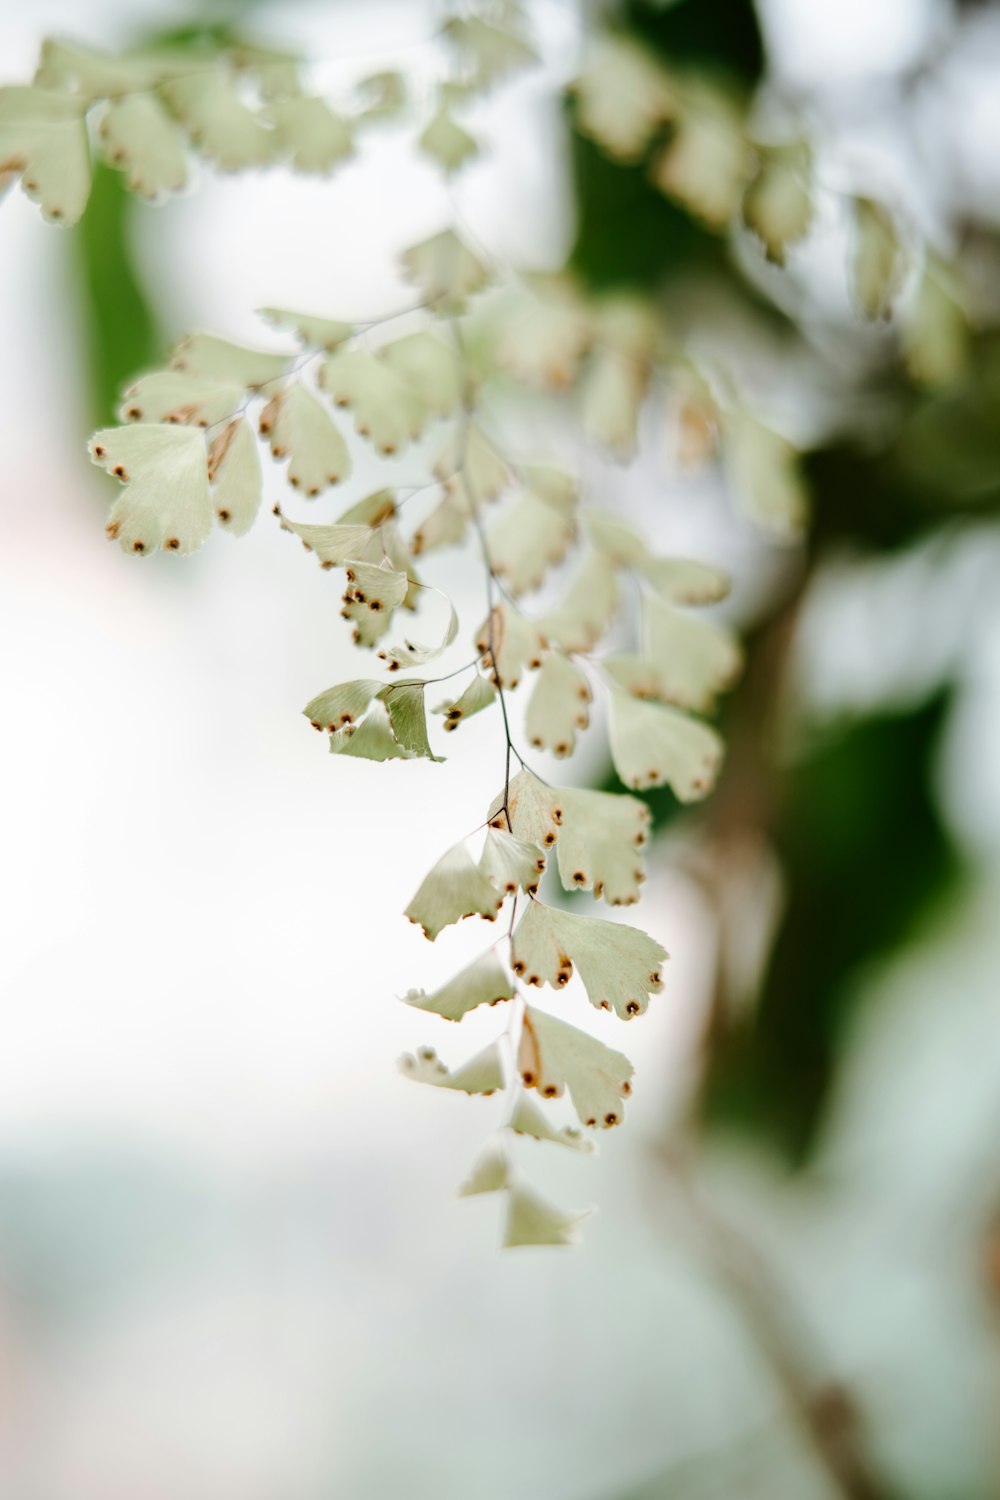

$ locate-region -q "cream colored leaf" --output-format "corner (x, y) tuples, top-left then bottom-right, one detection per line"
(89, 423), (211, 556)
(329, 700), (411, 761)
(257, 307), (353, 351)
(538, 551), (618, 652)
(399, 1040), (504, 1094)
(169, 333), (291, 388)
(640, 555), (730, 605)
(652, 85), (748, 229)
(509, 1092), (593, 1152)
(572, 35), (675, 162)
(479, 827), (546, 896)
(434, 422), (511, 503)
(525, 652), (591, 757)
(230, 42), (302, 101)
(521, 465), (578, 517)
(641, 594), (743, 711)
(496, 282), (592, 390)
(443, 16), (538, 90)
(486, 491), (576, 598)
(404, 951), (514, 1022)
(555, 786), (650, 906)
(259, 382), (350, 494)
(851, 196), (906, 321)
(419, 105), (479, 172)
(378, 332), (463, 417)
(608, 689), (723, 801)
(118, 370), (244, 427)
(267, 95), (353, 172)
(411, 489), (469, 554)
(0, 86), (91, 225)
(405, 843), (504, 940)
(303, 678), (381, 732)
(356, 71), (406, 123)
(340, 560), (409, 648)
(519, 1005), (634, 1128)
(377, 680), (443, 762)
(584, 511), (647, 567)
(208, 417), (261, 535)
(34, 38), (165, 100)
(458, 1141), (510, 1196)
(276, 514), (384, 569)
(742, 142), (813, 265)
(580, 348), (647, 457)
(434, 673), (496, 731)
(502, 1182), (587, 1248)
(161, 72), (274, 170)
(320, 347), (425, 455)
(512, 900), (667, 1019)
(902, 259), (969, 388)
(724, 410), (808, 536)
(400, 227), (491, 309)
(487, 769), (563, 849)
(476, 604), (545, 689)
(377, 591), (458, 671)
(99, 94), (187, 199)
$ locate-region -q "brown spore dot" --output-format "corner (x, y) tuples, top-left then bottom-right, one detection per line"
(165, 538), (180, 551)
(217, 508), (231, 523)
(621, 1081), (632, 1097)
(604, 1112), (619, 1127)
(521, 1070), (535, 1086)
(131, 540), (145, 553)
(625, 1001), (640, 1016)
(542, 1085), (558, 1099)
(572, 871), (586, 885)
(113, 465), (127, 479)
(585, 1117), (597, 1128)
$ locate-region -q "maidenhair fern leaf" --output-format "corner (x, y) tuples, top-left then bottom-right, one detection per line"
(99, 94), (187, 199)
(259, 382), (350, 493)
(538, 551), (618, 652)
(571, 36), (675, 163)
(555, 786), (650, 906)
(519, 1005), (634, 1128)
(266, 95), (353, 173)
(377, 680), (443, 762)
(525, 652), (591, 757)
(511, 899), (666, 1018)
(476, 604), (545, 689)
(405, 843), (503, 940)
(208, 417), (262, 534)
(478, 827), (546, 895)
(458, 1141), (510, 1196)
(400, 227), (491, 310)
(404, 951), (514, 1022)
(419, 105), (479, 173)
(487, 490), (576, 597)
(329, 700), (412, 761)
(378, 332), (464, 418)
(400, 1040), (504, 1094)
(502, 1183), (586, 1248)
(0, 86), (91, 224)
(119, 369), (244, 427)
(608, 689), (724, 801)
(257, 307), (353, 351)
(487, 769), (563, 848)
(320, 348), (425, 455)
(90, 423), (212, 556)
(434, 422), (510, 503)
(509, 1093), (593, 1152)
(169, 334), (291, 389)
(434, 673), (496, 731)
(161, 72), (274, 171)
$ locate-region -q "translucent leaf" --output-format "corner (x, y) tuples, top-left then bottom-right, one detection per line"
(405, 843), (503, 940)
(304, 678), (381, 732)
(208, 417), (262, 535)
(458, 1141), (509, 1196)
(572, 36), (675, 162)
(161, 72), (274, 170)
(411, 489), (469, 555)
(519, 1006), (634, 1127)
(638, 595), (743, 712)
(356, 71), (406, 124)
(340, 560), (409, 647)
(584, 512), (646, 567)
(594, 293), (658, 361)
(404, 951), (514, 1022)
(555, 786), (650, 906)
(257, 307), (353, 351)
(377, 591), (458, 671)
(521, 465), (578, 517)
(276, 514), (385, 569)
(538, 551), (618, 652)
(652, 86), (748, 229)
(34, 38), (163, 100)
(99, 95), (187, 199)
(267, 95), (353, 172)
(509, 1092), (593, 1152)
(378, 332), (463, 417)
(902, 260), (969, 388)
(434, 422), (510, 503)
(170, 334), (291, 389)
(377, 681), (443, 762)
(259, 382), (350, 494)
(118, 370), (244, 427)
(487, 491), (576, 597)
(608, 689), (723, 801)
(419, 105), (479, 173)
(400, 227), (491, 310)
(742, 142), (813, 265)
(496, 282), (592, 390)
(724, 411), (808, 536)
(851, 197), (905, 321)
(89, 423), (211, 556)
(329, 700), (410, 761)
(479, 827), (546, 896)
(443, 16), (539, 90)
(434, 673), (496, 731)
(230, 42), (302, 102)
(487, 769), (563, 848)
(525, 653), (591, 757)
(399, 1040), (504, 1094)
(580, 349), (647, 457)
(320, 348), (425, 455)
(0, 86), (91, 224)
(502, 1183), (586, 1248)
(511, 900), (667, 1018)
(641, 556), (730, 605)
(476, 604), (545, 689)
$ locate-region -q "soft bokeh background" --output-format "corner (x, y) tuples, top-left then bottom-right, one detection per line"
(3, 2), (1000, 1497)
